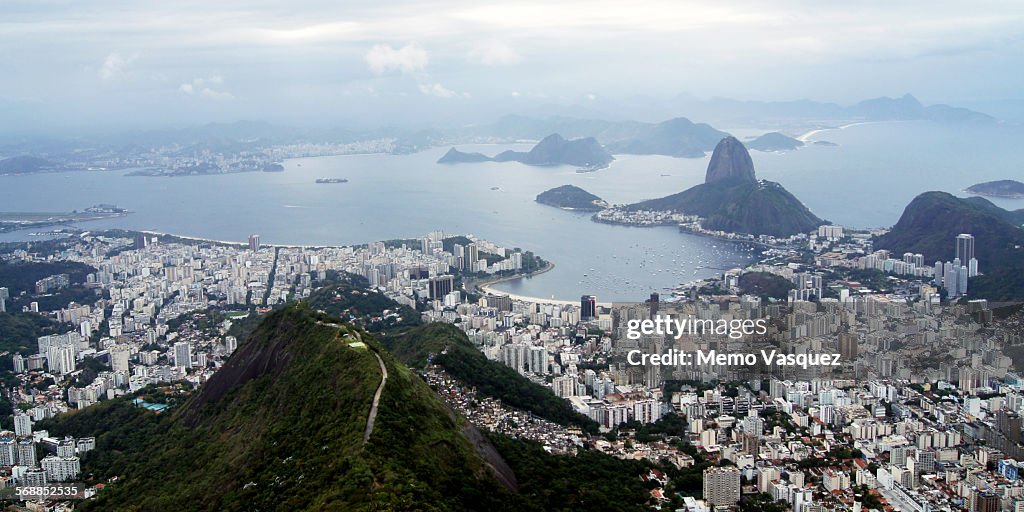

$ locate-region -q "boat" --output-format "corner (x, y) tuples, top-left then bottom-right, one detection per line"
(316, 178), (349, 184)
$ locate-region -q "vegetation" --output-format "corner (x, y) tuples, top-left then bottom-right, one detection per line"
(0, 311), (72, 356)
(46, 305), (524, 511)
(628, 178), (824, 237)
(535, 185), (606, 211)
(385, 323), (599, 432)
(875, 191), (1024, 300)
(738, 272), (795, 300)
(487, 434), (652, 511)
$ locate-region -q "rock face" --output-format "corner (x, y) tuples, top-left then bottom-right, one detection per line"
(704, 136), (756, 183)
(624, 137), (824, 237)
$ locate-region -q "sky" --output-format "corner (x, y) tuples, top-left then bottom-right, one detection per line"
(2, 0), (1023, 130)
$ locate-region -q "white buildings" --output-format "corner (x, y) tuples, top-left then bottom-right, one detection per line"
(41, 455), (81, 482)
(173, 341), (192, 370)
(703, 466), (741, 508)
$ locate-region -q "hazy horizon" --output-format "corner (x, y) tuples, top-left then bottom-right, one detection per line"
(3, 0), (1024, 131)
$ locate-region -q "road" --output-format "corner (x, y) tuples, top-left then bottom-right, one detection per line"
(316, 320), (388, 444)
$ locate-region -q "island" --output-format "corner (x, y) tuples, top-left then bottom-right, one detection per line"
(535, 185), (607, 211)
(598, 136), (824, 237)
(438, 134), (614, 168)
(745, 132), (804, 152)
(316, 178), (349, 184)
(966, 179), (1024, 199)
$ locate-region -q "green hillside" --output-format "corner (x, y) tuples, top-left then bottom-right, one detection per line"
(874, 191), (1024, 300)
(51, 304), (516, 511)
(628, 178), (824, 237)
(385, 323), (599, 432)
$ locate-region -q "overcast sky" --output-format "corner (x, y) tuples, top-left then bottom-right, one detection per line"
(2, 0), (1023, 129)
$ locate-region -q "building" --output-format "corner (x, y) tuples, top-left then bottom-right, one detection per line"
(428, 275), (455, 300)
(248, 233), (261, 251)
(956, 234), (975, 272)
(703, 466), (741, 508)
(17, 438), (36, 467)
(21, 467), (47, 487)
(581, 295), (597, 321)
(13, 414), (32, 437)
(839, 332), (858, 361)
(173, 341), (192, 370)
(41, 455), (81, 482)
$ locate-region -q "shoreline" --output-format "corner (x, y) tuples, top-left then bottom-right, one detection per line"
(795, 121), (881, 142)
(476, 262), (614, 307)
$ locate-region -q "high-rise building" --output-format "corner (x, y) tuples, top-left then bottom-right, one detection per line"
(41, 455), (81, 482)
(956, 234), (975, 270)
(465, 243), (480, 272)
(649, 292), (659, 319)
(0, 286), (7, 313)
(839, 332), (858, 361)
(13, 414), (32, 437)
(703, 466), (741, 508)
(174, 341), (192, 370)
(581, 295), (597, 321)
(18, 438), (37, 467)
(428, 275), (455, 300)
(248, 233), (261, 251)
(46, 345), (77, 375)
(110, 346), (131, 373)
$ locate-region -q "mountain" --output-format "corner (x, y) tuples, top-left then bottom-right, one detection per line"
(874, 192), (1024, 300)
(602, 117), (729, 157)
(626, 137), (823, 237)
(67, 304), (520, 510)
(470, 115), (728, 158)
(851, 94), (993, 122)
(746, 132), (804, 152)
(704, 137), (756, 183)
(438, 134), (614, 167)
(438, 147), (492, 164)
(0, 155), (53, 174)
(493, 134), (613, 167)
(966, 179), (1024, 199)
(535, 185), (607, 211)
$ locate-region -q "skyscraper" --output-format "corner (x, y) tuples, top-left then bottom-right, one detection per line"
(580, 295), (597, 321)
(248, 234), (261, 251)
(174, 341), (192, 370)
(703, 466), (741, 508)
(649, 292), (660, 319)
(428, 275), (455, 300)
(956, 234), (975, 270)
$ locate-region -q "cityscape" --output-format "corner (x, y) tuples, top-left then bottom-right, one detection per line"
(3, 0), (1024, 510)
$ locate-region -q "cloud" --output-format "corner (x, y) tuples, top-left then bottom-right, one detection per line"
(418, 82), (457, 98)
(470, 41), (522, 66)
(179, 76), (234, 99)
(99, 52), (137, 80)
(365, 43), (428, 75)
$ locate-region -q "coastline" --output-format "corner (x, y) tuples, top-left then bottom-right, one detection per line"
(796, 121), (880, 142)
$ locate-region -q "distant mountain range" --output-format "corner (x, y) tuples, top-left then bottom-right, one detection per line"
(438, 134), (614, 167)
(625, 137), (824, 237)
(469, 116), (727, 158)
(875, 192), (1024, 300)
(535, 185), (607, 211)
